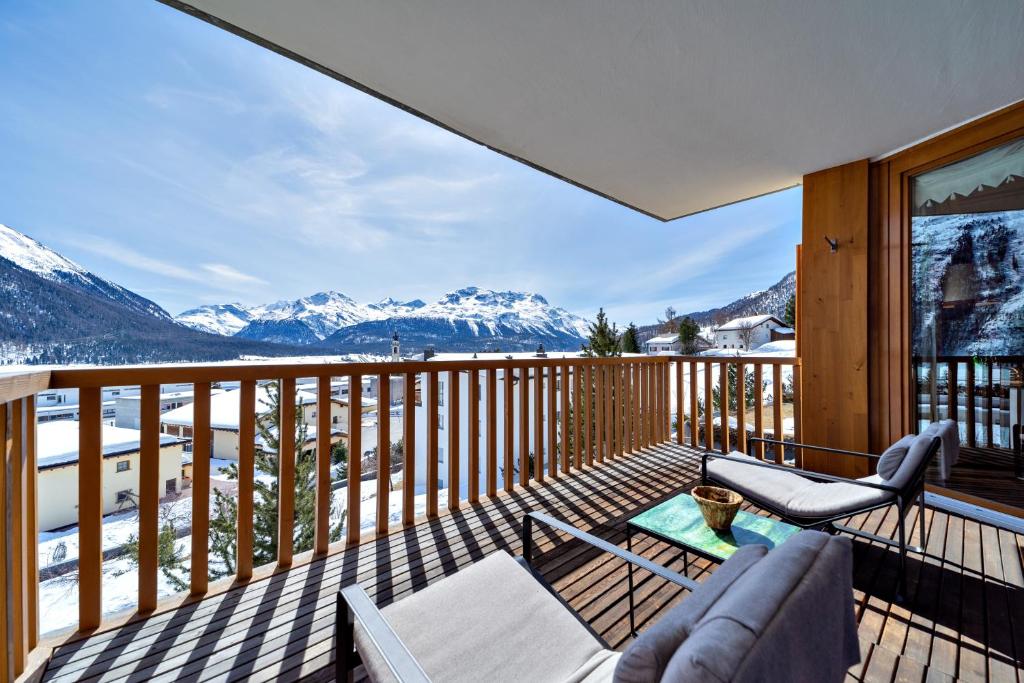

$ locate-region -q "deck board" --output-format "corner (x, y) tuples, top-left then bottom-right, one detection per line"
(42, 444), (1024, 682)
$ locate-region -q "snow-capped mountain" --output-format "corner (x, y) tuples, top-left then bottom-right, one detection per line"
(0, 223), (171, 320)
(912, 209), (1024, 356)
(178, 286), (590, 352)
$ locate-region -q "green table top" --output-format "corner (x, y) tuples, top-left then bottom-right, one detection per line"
(628, 492), (799, 562)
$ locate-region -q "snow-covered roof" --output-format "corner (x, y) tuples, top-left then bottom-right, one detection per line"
(423, 351), (586, 361)
(717, 314), (785, 331)
(255, 425), (345, 453)
(645, 334), (679, 345)
(37, 422), (184, 469)
(161, 386), (356, 429)
(773, 327), (795, 334)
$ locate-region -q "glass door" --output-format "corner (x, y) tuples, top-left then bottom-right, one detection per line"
(911, 137), (1024, 510)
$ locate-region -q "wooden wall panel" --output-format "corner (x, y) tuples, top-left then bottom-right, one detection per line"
(800, 159), (870, 477)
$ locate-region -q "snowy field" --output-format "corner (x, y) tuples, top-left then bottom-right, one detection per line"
(38, 472), (445, 636)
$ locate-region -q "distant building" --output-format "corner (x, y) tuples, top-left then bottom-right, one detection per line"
(159, 386), (355, 461)
(36, 422), (187, 531)
(770, 326), (795, 342)
(645, 334), (681, 354)
(714, 315), (787, 351)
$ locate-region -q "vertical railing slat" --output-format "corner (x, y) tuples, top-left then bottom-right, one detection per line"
(772, 365), (784, 464)
(78, 387), (103, 630)
(1, 400), (8, 676)
(519, 368), (529, 488)
(346, 374), (363, 542)
(675, 361), (684, 445)
(534, 365), (544, 482)
(468, 369), (480, 503)
(402, 372), (416, 526)
(278, 378), (296, 566)
(736, 363), (746, 454)
(929, 357), (939, 423)
(719, 362), (730, 454)
(703, 362), (713, 450)
(752, 365), (764, 460)
(689, 361), (699, 448)
(547, 366), (558, 478)
(560, 364), (571, 473)
(315, 377), (333, 551)
(572, 365), (582, 469)
(584, 365), (593, 466)
(632, 364), (641, 452)
(376, 373), (391, 534)
(486, 368), (498, 498)
(24, 397), (38, 653)
(138, 384), (160, 610)
(986, 359), (994, 448)
(610, 364), (619, 458)
(623, 363), (633, 456)
(191, 383), (211, 589)
(448, 370), (460, 511)
(237, 380), (256, 580)
(503, 366), (514, 492)
(9, 399), (26, 672)
(595, 365), (606, 463)
(427, 372), (439, 517)
(966, 361), (976, 447)
(948, 361), (959, 431)
(663, 362), (671, 442)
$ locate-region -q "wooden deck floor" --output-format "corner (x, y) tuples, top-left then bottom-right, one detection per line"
(42, 444), (1024, 682)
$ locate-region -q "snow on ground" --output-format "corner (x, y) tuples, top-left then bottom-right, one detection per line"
(37, 473), (445, 636)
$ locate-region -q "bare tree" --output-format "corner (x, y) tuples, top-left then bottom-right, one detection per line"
(737, 321), (756, 350)
(660, 306), (678, 333)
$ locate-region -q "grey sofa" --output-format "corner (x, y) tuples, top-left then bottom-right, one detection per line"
(702, 422), (949, 599)
(337, 513), (859, 682)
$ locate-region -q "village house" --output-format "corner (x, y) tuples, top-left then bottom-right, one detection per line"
(36, 422), (186, 531)
(713, 314), (787, 351)
(159, 385), (362, 461)
(644, 334), (681, 354)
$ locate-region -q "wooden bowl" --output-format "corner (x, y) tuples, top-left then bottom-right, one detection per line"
(692, 486), (743, 531)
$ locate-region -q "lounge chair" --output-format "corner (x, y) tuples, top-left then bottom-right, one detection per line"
(701, 422), (949, 599)
(337, 512), (860, 682)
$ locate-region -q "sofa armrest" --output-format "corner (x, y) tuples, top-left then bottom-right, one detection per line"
(701, 451), (900, 493)
(337, 585), (430, 683)
(522, 512), (699, 591)
(747, 437), (882, 461)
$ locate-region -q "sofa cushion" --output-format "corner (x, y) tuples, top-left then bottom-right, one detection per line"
(613, 544), (768, 683)
(707, 452), (894, 520)
(888, 423), (941, 490)
(662, 531), (860, 683)
(355, 551), (607, 683)
(876, 434), (916, 480)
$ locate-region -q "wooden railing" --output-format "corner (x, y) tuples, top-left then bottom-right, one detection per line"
(914, 355), (1021, 449)
(1, 353), (804, 676)
(670, 355), (803, 465)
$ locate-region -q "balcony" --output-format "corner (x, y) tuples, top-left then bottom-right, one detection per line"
(2, 355), (1021, 681)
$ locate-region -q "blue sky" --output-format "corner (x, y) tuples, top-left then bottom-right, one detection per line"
(0, 1), (801, 326)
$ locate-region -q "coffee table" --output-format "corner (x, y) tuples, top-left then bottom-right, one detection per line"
(624, 492), (800, 634)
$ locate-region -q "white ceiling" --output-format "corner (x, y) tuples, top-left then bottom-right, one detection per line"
(169, 0), (1024, 221)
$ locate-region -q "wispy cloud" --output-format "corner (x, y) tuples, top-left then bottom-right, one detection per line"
(200, 263), (267, 286)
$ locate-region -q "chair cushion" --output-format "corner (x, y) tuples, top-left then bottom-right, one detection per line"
(613, 544), (768, 683)
(663, 531), (860, 683)
(876, 434), (916, 480)
(887, 423), (941, 490)
(707, 452), (895, 520)
(355, 551), (608, 683)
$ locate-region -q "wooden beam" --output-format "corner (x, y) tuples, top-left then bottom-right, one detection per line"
(486, 368), (497, 498)
(278, 378), (296, 566)
(595, 365), (605, 462)
(572, 365), (582, 469)
(534, 365), (544, 481)
(719, 362), (730, 454)
(402, 372), (416, 526)
(346, 374), (362, 543)
(426, 372), (439, 517)
(689, 361), (699, 448)
(735, 363), (746, 454)
(237, 380), (256, 581)
(583, 365), (593, 466)
(24, 397), (38, 652)
(753, 365), (764, 459)
(315, 377), (333, 551)
(773, 365), (784, 464)
(468, 369), (480, 502)
(138, 384), (160, 611)
(78, 387), (103, 631)
(547, 366), (557, 478)
(503, 366), (514, 492)
(519, 368), (529, 487)
(376, 373), (390, 534)
(703, 362), (713, 451)
(560, 364), (570, 473)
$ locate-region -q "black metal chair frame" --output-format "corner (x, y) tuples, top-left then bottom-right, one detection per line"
(700, 435), (941, 600)
(336, 511), (698, 682)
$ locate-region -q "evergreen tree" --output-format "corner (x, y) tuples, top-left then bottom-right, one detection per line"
(118, 502), (190, 592)
(620, 323), (641, 353)
(678, 317), (701, 354)
(784, 294), (796, 328)
(581, 308), (621, 357)
(208, 381), (343, 579)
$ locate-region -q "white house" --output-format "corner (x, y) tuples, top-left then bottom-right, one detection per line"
(36, 422), (187, 531)
(713, 314), (787, 351)
(644, 334), (681, 355)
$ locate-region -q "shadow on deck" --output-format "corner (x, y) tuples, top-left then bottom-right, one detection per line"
(42, 444), (1024, 682)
